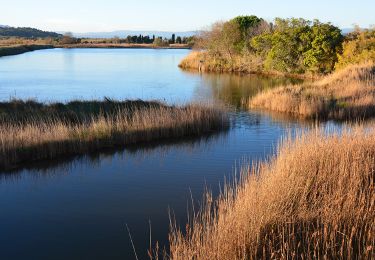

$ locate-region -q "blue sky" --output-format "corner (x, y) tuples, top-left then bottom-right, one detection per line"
(1, 0), (374, 32)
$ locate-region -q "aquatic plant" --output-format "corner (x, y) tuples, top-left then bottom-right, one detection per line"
(0, 99), (228, 170)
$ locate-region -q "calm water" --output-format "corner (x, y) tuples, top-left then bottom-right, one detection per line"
(0, 49), (329, 259)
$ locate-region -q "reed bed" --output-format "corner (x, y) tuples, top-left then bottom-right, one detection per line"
(249, 63), (375, 120)
(178, 51), (261, 73)
(0, 99), (228, 170)
(166, 126), (375, 259)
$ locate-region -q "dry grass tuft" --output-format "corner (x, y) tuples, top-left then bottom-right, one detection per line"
(0, 99), (228, 170)
(166, 126), (375, 259)
(178, 51), (262, 74)
(178, 51), (206, 70)
(249, 63), (375, 119)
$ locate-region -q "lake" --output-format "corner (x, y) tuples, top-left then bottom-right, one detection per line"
(0, 48), (336, 259)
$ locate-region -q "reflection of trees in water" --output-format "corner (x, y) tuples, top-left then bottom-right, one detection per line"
(189, 71), (303, 107)
(0, 130), (229, 182)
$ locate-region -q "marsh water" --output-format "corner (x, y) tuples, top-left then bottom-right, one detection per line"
(0, 49), (334, 259)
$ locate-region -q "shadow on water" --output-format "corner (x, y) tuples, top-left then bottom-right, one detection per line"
(0, 129), (229, 180)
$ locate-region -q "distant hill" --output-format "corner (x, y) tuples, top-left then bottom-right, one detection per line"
(70, 30), (198, 39)
(0, 26), (61, 38)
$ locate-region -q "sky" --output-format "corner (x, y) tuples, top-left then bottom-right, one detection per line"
(1, 0), (374, 32)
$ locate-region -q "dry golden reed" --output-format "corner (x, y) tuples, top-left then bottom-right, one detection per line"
(166, 126), (375, 259)
(0, 100), (228, 170)
(249, 63), (375, 120)
(178, 51), (262, 74)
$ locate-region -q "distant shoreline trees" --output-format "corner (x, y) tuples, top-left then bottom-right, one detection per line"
(0, 25), (196, 47)
(79, 34), (195, 46)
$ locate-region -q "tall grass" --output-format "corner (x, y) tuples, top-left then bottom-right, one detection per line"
(0, 99), (228, 170)
(249, 63), (375, 120)
(179, 51), (318, 80)
(166, 126), (375, 259)
(179, 51), (263, 74)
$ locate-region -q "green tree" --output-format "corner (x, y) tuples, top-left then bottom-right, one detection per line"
(336, 28), (375, 70)
(153, 37), (169, 47)
(231, 15), (262, 33)
(230, 15), (262, 51)
(176, 36), (182, 44)
(303, 20), (343, 73)
(251, 18), (343, 74)
(264, 18), (312, 73)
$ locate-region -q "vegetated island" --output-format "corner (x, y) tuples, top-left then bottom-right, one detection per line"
(179, 16), (374, 78)
(178, 15), (375, 120)
(0, 99), (228, 171)
(0, 26), (195, 57)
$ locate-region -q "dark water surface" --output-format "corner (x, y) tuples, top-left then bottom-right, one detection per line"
(0, 49), (331, 259)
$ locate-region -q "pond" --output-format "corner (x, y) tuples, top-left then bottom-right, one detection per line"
(0, 48), (334, 259)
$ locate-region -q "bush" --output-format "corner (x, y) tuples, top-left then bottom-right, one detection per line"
(336, 28), (375, 70)
(153, 37), (169, 47)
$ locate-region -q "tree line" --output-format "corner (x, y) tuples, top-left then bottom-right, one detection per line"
(78, 34), (195, 46)
(0, 26), (196, 47)
(195, 15), (375, 74)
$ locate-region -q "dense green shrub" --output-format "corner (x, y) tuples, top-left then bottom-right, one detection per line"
(195, 16), (345, 75)
(251, 19), (343, 74)
(336, 28), (375, 70)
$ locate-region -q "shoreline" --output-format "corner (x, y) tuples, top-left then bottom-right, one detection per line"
(249, 63), (375, 120)
(179, 51), (321, 80)
(56, 43), (191, 49)
(0, 44), (54, 57)
(0, 43), (192, 57)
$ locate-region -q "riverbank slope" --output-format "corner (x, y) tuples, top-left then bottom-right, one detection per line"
(167, 126), (375, 259)
(249, 63), (375, 120)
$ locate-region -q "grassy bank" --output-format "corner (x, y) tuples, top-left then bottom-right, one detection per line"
(249, 63), (375, 120)
(0, 44), (53, 57)
(179, 51), (258, 73)
(167, 126), (375, 259)
(179, 51), (317, 79)
(0, 99), (228, 171)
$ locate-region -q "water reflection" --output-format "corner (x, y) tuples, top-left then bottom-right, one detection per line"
(0, 130), (229, 181)
(188, 71), (303, 107)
